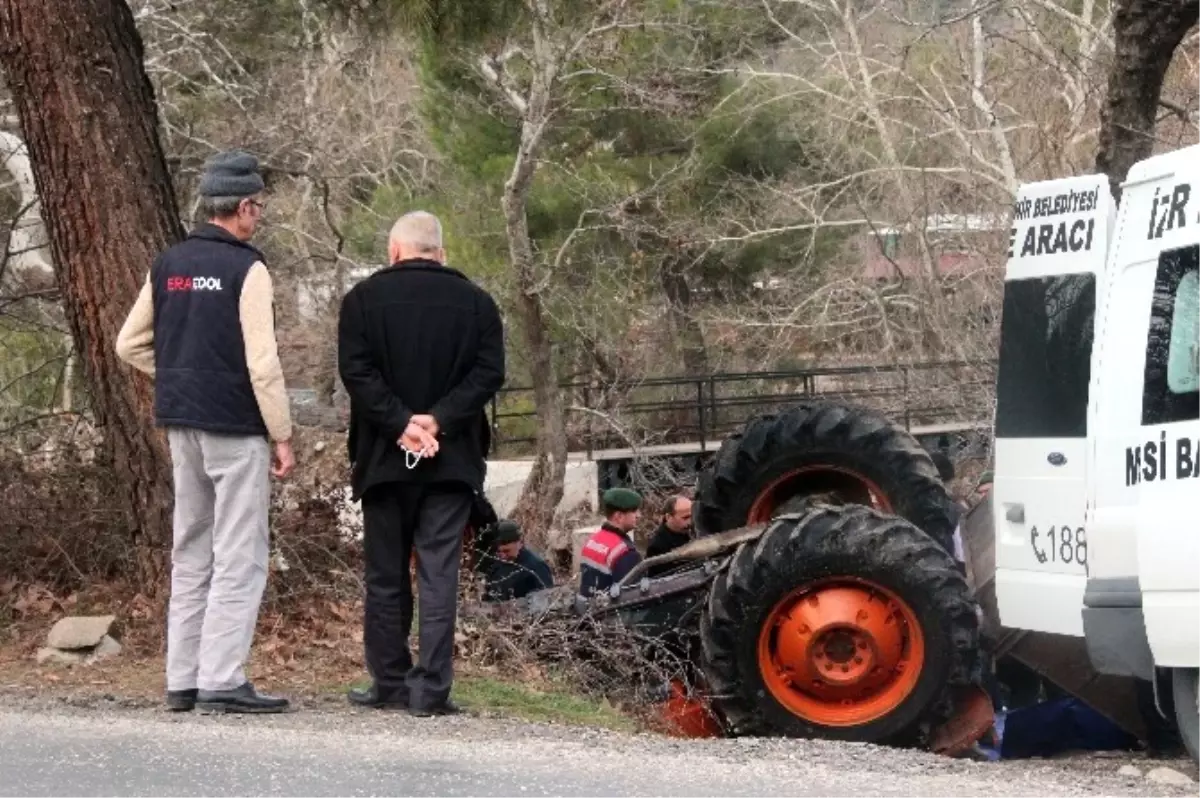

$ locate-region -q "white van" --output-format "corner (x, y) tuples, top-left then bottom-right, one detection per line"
(992, 144), (1199, 758)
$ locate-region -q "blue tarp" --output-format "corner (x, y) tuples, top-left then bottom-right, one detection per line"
(996, 697), (1139, 759)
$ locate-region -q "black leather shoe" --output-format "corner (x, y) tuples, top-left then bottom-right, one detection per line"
(196, 682), (289, 714)
(348, 684), (408, 709)
(408, 698), (462, 718)
(166, 689), (198, 712)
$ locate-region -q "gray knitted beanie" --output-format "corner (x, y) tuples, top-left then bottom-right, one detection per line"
(198, 150), (265, 198)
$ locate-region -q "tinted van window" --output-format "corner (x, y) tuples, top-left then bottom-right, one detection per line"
(995, 273), (1096, 438)
(1143, 244), (1200, 425)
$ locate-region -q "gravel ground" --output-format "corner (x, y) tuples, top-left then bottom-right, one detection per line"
(0, 690), (1195, 797)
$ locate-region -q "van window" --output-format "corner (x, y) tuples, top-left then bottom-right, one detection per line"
(1142, 244), (1200, 425)
(995, 273), (1096, 438)
(1168, 271), (1199, 393)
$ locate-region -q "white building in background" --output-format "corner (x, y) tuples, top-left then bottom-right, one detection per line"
(295, 262), (380, 321)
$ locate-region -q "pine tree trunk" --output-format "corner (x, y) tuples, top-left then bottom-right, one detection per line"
(1095, 0), (1198, 199)
(0, 0), (183, 586)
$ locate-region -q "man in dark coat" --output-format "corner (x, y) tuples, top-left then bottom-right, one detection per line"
(480, 521), (553, 603)
(338, 211), (505, 716)
(579, 488), (643, 598)
(645, 494), (693, 576)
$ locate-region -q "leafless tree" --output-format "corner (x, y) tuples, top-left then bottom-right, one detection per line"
(467, 0), (681, 537)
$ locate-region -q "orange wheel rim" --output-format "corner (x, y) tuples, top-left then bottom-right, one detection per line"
(747, 466), (893, 524)
(756, 578), (924, 727)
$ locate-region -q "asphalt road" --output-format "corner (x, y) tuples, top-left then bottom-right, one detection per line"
(0, 697), (1193, 797)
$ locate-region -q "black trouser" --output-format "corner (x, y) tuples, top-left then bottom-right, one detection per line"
(361, 482), (472, 710)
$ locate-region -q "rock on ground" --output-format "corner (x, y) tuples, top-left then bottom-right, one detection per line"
(87, 635), (122, 664)
(1146, 766), (1196, 786)
(45, 615), (117, 650)
(35, 636), (121, 667)
(34, 647), (86, 666)
(1117, 764), (1142, 778)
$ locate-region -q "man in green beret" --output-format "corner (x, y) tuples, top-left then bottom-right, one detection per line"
(579, 487), (644, 597)
(480, 520), (553, 602)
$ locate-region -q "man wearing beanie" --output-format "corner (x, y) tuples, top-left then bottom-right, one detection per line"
(480, 520), (554, 603)
(116, 149), (294, 714)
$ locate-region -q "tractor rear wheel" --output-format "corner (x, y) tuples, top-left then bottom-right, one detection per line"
(694, 402), (956, 553)
(700, 506), (979, 744)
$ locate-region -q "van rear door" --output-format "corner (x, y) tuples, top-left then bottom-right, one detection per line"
(993, 175), (1115, 637)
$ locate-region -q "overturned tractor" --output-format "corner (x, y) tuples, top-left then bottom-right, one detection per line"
(503, 400), (993, 751)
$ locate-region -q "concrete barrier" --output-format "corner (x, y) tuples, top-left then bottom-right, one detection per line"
(333, 458), (600, 544)
(484, 459), (598, 518)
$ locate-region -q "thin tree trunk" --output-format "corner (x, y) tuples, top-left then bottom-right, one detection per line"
(0, 0), (182, 586)
(505, 40), (568, 543)
(1095, 0), (1198, 199)
(660, 255), (708, 376)
(837, 0), (938, 279)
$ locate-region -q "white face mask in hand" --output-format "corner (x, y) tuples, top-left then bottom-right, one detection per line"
(402, 445), (426, 470)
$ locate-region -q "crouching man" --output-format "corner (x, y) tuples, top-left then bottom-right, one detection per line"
(481, 521), (553, 602)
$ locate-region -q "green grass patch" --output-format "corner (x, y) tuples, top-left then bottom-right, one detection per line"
(341, 673), (635, 731)
(453, 674), (634, 731)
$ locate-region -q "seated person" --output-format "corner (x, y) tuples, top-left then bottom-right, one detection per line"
(579, 488), (643, 598)
(646, 494), (693, 576)
(481, 520), (553, 602)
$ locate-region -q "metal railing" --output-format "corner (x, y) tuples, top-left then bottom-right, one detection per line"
(489, 360), (996, 458)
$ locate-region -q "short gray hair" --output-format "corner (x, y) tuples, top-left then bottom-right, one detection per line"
(198, 194), (245, 219)
(389, 211), (443, 255)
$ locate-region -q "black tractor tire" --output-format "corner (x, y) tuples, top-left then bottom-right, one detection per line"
(695, 401), (956, 554)
(700, 506), (980, 744)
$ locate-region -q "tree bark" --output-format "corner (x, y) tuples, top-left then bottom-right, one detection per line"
(0, 0), (182, 585)
(504, 34), (569, 545)
(1095, 0), (1198, 199)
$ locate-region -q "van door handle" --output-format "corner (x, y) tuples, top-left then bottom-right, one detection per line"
(1006, 504), (1025, 523)
(1047, 452), (1067, 466)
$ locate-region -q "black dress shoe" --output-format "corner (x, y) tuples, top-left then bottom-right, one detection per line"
(408, 698), (462, 718)
(196, 682), (289, 714)
(166, 689), (198, 712)
(348, 684), (408, 709)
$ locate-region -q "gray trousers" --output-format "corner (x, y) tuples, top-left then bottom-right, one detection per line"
(166, 428), (270, 692)
(361, 483), (472, 710)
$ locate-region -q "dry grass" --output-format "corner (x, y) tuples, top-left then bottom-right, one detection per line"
(0, 607), (638, 733)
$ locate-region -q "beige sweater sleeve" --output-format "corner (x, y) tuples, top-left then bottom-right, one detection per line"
(115, 274), (156, 376)
(240, 262), (293, 442)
